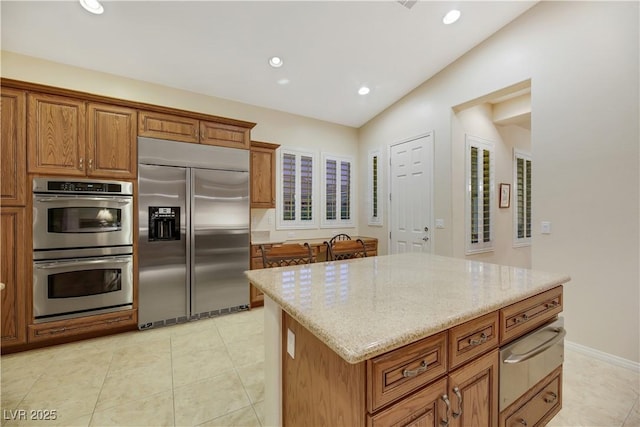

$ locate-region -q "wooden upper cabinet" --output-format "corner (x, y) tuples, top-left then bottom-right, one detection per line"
(250, 141), (279, 208)
(200, 121), (250, 150)
(138, 110), (251, 149)
(87, 103), (137, 179)
(138, 110), (199, 143)
(0, 88), (26, 206)
(27, 92), (86, 176)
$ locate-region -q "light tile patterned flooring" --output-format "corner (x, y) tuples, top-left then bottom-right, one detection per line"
(1, 307), (638, 427)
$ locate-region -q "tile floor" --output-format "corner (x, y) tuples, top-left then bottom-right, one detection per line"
(1, 307), (638, 427)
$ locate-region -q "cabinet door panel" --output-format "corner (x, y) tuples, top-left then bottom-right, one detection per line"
(1, 88), (26, 206)
(448, 349), (499, 427)
(87, 103), (137, 178)
(138, 110), (199, 143)
(27, 93), (86, 176)
(1, 208), (26, 347)
(250, 147), (276, 208)
(200, 121), (250, 149)
(368, 377), (447, 427)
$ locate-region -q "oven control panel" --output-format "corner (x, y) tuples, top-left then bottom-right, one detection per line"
(33, 177), (133, 196)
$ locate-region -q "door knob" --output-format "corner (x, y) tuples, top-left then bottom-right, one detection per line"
(422, 236), (429, 242)
(424, 226), (429, 232)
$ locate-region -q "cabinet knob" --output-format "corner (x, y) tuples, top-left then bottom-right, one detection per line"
(79, 157), (84, 169)
(88, 159), (93, 170)
(0, 282), (5, 291)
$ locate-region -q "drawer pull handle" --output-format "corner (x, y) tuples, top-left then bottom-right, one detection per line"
(440, 394), (450, 427)
(545, 301), (559, 309)
(514, 314), (528, 324)
(469, 332), (488, 346)
(403, 360), (428, 378)
(518, 419), (528, 426)
(452, 386), (463, 418)
(543, 391), (558, 403)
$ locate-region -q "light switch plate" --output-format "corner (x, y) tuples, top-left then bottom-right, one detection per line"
(541, 221), (552, 234)
(435, 219), (445, 229)
(287, 328), (295, 359)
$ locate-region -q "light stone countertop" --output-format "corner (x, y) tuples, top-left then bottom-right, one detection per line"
(245, 252), (570, 364)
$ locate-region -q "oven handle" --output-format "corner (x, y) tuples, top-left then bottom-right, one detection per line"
(35, 196), (132, 204)
(503, 327), (566, 364)
(34, 257), (131, 269)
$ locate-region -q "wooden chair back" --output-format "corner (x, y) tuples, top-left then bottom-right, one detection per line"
(261, 243), (314, 268)
(326, 238), (367, 261)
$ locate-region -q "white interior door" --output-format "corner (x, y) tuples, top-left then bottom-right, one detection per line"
(390, 133), (433, 254)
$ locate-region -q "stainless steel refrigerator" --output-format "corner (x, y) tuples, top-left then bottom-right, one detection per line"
(138, 137), (249, 329)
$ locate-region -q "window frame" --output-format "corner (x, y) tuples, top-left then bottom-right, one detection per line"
(513, 149), (532, 247)
(368, 149), (383, 226)
(465, 135), (495, 254)
(276, 148), (317, 229)
(320, 153), (355, 228)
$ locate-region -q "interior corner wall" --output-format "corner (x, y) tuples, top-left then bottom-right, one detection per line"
(452, 103), (531, 269)
(358, 1), (639, 362)
(0, 50), (360, 243)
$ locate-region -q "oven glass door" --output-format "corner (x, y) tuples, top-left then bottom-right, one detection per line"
(33, 195), (133, 250)
(33, 255), (133, 322)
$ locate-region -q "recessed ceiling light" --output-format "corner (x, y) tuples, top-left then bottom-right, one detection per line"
(358, 86), (370, 96)
(269, 56), (283, 68)
(442, 9), (461, 25)
(79, 0), (104, 15)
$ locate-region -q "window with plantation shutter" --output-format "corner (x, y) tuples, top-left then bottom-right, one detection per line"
(321, 153), (354, 228)
(514, 150), (532, 246)
(465, 135), (495, 254)
(368, 149), (382, 225)
(277, 149), (316, 228)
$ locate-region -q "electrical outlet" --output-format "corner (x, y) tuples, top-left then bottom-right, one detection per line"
(287, 231), (295, 238)
(435, 219), (445, 229)
(287, 329), (295, 358)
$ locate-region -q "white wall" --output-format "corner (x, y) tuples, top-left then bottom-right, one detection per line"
(359, 1), (639, 363)
(0, 51), (360, 243)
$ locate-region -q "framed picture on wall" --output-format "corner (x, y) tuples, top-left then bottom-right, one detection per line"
(499, 183), (511, 208)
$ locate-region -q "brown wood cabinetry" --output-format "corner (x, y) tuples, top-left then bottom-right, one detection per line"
(0, 208), (27, 347)
(86, 103), (137, 179)
(500, 287), (563, 345)
(27, 93), (137, 178)
(1, 87), (28, 349)
(139, 110), (251, 149)
(1, 88), (27, 206)
(448, 349), (499, 427)
(28, 309), (137, 343)
(27, 92), (86, 176)
(282, 311), (500, 427)
(449, 311), (499, 370)
(250, 141), (279, 208)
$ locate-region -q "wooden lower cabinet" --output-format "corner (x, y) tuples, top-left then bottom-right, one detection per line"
(283, 312), (499, 427)
(368, 377), (448, 427)
(448, 349), (499, 427)
(0, 208), (27, 348)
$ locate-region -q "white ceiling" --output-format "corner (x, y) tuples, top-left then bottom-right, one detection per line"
(1, 1), (537, 128)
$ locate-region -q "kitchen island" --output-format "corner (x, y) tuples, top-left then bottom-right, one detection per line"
(245, 252), (570, 427)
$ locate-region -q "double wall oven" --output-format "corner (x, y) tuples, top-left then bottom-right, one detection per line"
(32, 178), (134, 323)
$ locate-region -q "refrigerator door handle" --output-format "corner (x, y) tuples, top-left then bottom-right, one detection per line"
(186, 168), (193, 319)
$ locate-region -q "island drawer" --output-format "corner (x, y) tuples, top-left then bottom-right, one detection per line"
(449, 311), (499, 370)
(500, 366), (562, 427)
(500, 286), (563, 345)
(367, 331), (447, 412)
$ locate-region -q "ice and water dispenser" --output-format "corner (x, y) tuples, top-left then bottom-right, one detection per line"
(148, 207), (180, 241)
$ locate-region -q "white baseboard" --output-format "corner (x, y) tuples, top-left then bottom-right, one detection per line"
(566, 340), (640, 372)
